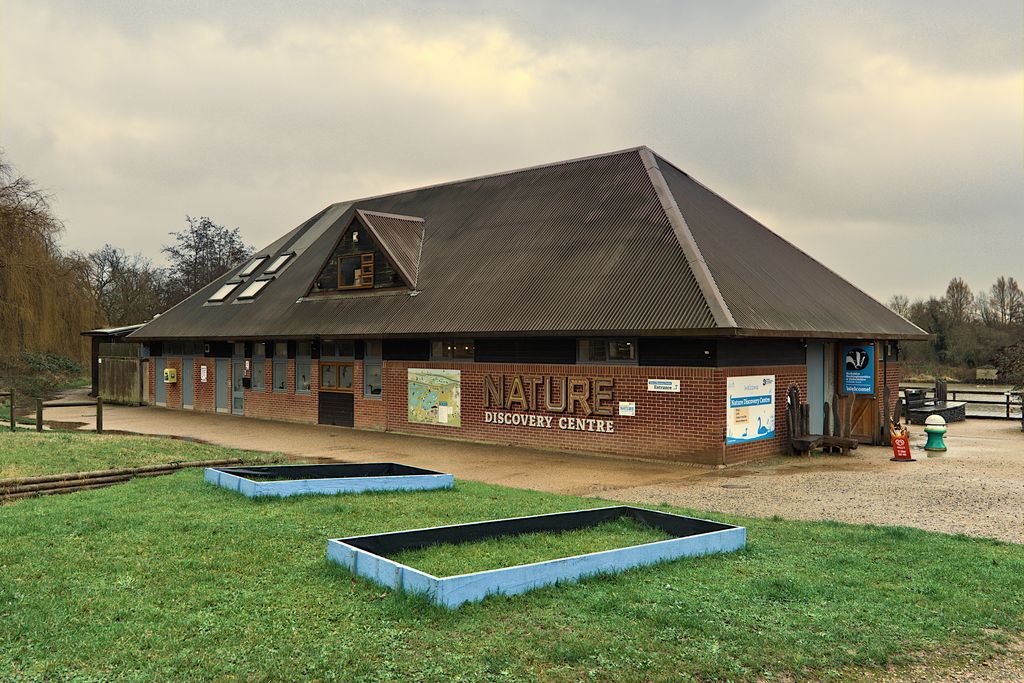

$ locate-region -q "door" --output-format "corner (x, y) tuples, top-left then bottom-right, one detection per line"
(154, 357), (167, 406)
(216, 359), (230, 413)
(232, 359), (245, 416)
(141, 359), (150, 405)
(806, 342), (824, 432)
(317, 361), (354, 427)
(182, 358), (194, 409)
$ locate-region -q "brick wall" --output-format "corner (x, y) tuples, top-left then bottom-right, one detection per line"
(193, 359), (216, 412)
(144, 354), (810, 466)
(382, 361), (806, 465)
(354, 361), (388, 430)
(243, 358), (319, 423)
(878, 358), (902, 424)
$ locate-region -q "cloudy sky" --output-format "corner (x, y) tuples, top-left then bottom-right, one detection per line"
(2, 0), (1021, 301)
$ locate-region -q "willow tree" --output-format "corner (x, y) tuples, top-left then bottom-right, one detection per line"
(0, 154), (102, 365)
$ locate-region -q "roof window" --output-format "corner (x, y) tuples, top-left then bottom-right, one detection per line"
(236, 278), (274, 300)
(263, 253), (293, 274)
(207, 282), (240, 303)
(239, 257), (267, 277)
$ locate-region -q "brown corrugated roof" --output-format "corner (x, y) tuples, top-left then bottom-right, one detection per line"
(129, 146), (926, 342)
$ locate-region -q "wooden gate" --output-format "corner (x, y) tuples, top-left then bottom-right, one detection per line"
(99, 357), (142, 405)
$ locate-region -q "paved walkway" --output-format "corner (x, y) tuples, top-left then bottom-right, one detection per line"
(45, 396), (1024, 543)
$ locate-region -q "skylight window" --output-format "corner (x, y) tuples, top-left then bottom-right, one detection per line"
(238, 257), (267, 277)
(208, 283), (239, 302)
(236, 278), (273, 300)
(263, 253), (292, 274)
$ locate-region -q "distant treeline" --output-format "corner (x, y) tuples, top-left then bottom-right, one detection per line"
(889, 277), (1024, 383)
(0, 152), (252, 371)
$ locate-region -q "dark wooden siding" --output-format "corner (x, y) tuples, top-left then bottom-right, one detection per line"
(717, 339), (805, 367)
(383, 339), (430, 361)
(475, 337), (576, 364)
(639, 338), (717, 367)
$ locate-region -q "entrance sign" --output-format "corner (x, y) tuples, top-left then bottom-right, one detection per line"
(408, 369), (462, 427)
(842, 344), (875, 395)
(726, 375), (775, 445)
(647, 379), (680, 393)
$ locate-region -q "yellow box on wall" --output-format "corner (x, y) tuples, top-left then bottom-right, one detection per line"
(163, 368), (178, 384)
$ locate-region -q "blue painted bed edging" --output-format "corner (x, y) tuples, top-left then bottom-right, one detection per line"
(327, 506), (746, 608)
(204, 463), (454, 497)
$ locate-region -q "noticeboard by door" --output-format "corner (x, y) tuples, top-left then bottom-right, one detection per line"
(841, 343), (875, 395)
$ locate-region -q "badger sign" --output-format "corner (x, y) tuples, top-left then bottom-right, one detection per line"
(842, 343), (875, 395)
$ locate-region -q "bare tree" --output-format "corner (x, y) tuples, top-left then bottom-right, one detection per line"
(87, 244), (166, 325)
(989, 276), (1024, 326)
(887, 294), (911, 317)
(161, 216), (253, 303)
(944, 277), (975, 325)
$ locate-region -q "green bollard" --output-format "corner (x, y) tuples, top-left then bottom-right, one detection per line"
(923, 415), (947, 454)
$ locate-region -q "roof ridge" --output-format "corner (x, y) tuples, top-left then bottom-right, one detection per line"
(652, 152), (927, 336)
(639, 148), (736, 329)
(342, 146), (650, 207)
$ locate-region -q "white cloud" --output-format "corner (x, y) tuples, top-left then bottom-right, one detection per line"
(1, 0), (1020, 302)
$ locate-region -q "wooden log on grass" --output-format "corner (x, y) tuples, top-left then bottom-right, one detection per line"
(0, 481), (122, 501)
(0, 458), (245, 489)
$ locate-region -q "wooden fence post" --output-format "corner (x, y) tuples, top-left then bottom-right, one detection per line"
(8, 388), (14, 433)
(96, 396), (104, 434)
(36, 398), (43, 433)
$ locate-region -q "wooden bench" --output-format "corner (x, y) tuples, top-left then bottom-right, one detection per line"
(786, 385), (859, 455)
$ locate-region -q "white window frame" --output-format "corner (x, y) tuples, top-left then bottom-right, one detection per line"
(208, 282), (240, 303)
(236, 278), (273, 300)
(238, 257), (267, 277)
(263, 253), (293, 275)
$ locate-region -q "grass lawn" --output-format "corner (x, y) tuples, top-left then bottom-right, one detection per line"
(391, 517), (673, 577)
(0, 432), (273, 480)
(1, 434), (1022, 681)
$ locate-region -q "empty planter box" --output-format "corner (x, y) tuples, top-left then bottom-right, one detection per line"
(327, 506), (745, 608)
(205, 463), (454, 497)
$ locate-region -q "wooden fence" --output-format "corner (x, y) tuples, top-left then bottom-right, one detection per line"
(98, 357), (142, 405)
(898, 385), (1022, 420)
(36, 397), (104, 433)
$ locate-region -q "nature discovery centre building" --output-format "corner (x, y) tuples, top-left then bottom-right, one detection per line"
(128, 147), (927, 466)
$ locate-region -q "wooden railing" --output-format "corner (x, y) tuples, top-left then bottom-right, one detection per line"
(35, 397), (104, 433)
(0, 390), (105, 434)
(898, 385), (1022, 420)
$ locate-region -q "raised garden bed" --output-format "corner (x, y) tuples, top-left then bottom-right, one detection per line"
(327, 506), (745, 608)
(205, 463), (454, 497)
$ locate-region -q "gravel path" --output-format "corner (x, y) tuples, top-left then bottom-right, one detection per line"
(604, 420), (1024, 544)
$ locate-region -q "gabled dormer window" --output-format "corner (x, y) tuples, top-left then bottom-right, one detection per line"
(311, 211), (424, 295)
(239, 257), (267, 277)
